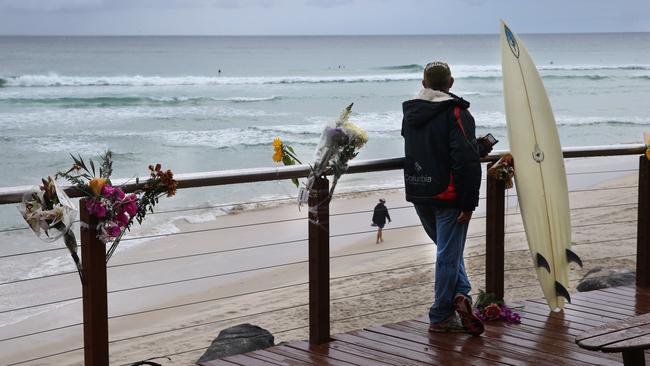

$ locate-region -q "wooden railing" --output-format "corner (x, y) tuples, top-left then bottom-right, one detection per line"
(1, 144), (649, 365)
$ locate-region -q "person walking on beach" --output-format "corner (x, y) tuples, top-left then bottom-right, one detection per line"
(372, 198), (391, 244)
(401, 61), (493, 335)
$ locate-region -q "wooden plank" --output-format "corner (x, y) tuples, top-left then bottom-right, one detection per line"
(600, 287), (650, 300)
(327, 340), (425, 366)
(529, 299), (632, 320)
(345, 329), (504, 366)
(340, 330), (476, 365)
(578, 289), (640, 304)
(411, 317), (621, 364)
(198, 359), (241, 366)
(487, 322), (622, 363)
(576, 313), (650, 342)
(522, 301), (606, 327)
(571, 291), (640, 310)
(288, 340), (395, 366)
(334, 331), (457, 365)
(519, 316), (584, 336)
(222, 354), (279, 366)
(249, 350), (311, 366)
(265, 345), (353, 366)
(245, 352), (296, 365)
(397, 320), (597, 366)
(374, 323), (539, 366)
(520, 310), (591, 333)
(568, 298), (638, 316)
(579, 325), (650, 351)
(602, 334), (650, 353)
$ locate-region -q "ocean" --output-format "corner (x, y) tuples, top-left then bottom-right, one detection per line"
(1, 33), (650, 276)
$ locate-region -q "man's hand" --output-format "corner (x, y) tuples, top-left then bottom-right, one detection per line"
(457, 210), (473, 224)
(477, 137), (494, 158)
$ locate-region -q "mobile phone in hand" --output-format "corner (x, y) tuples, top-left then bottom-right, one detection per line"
(483, 133), (498, 147)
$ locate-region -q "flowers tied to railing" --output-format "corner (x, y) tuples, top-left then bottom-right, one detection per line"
(18, 176), (83, 282)
(272, 103), (368, 203)
(487, 153), (515, 189)
(18, 151), (177, 283)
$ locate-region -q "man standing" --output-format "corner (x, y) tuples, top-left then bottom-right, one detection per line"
(372, 198), (391, 244)
(401, 61), (492, 335)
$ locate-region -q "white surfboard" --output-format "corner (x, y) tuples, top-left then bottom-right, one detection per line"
(500, 20), (581, 310)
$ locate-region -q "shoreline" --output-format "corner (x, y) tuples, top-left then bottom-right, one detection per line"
(0, 154), (642, 365)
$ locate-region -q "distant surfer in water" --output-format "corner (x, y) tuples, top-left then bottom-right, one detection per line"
(401, 61), (494, 335)
(371, 198), (391, 244)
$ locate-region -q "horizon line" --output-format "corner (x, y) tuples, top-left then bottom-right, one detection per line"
(1, 30), (649, 37)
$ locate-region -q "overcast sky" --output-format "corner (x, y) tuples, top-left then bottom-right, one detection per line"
(0, 0), (648, 36)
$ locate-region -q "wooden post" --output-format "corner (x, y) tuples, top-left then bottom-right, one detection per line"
(637, 156), (650, 287)
(485, 164), (506, 300)
(80, 198), (109, 366)
(308, 177), (330, 344)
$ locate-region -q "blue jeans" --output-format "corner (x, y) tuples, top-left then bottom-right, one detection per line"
(414, 205), (471, 324)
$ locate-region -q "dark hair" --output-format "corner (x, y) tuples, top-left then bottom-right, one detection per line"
(423, 61), (451, 90)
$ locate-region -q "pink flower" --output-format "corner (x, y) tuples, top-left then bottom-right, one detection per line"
(114, 187), (125, 200)
(85, 199), (107, 219)
(122, 194), (139, 216)
(115, 212), (130, 227)
(101, 184), (116, 198)
(106, 223), (122, 238)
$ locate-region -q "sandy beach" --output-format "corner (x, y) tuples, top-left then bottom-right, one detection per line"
(0, 154), (642, 365)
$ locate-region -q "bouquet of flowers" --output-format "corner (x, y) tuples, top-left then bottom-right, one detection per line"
(487, 153), (515, 189)
(473, 289), (521, 324)
(272, 103), (368, 202)
(18, 176), (83, 282)
(305, 103), (368, 198)
(56, 151), (177, 262)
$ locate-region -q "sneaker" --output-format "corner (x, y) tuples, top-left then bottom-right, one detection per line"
(428, 313), (467, 333)
(454, 293), (484, 336)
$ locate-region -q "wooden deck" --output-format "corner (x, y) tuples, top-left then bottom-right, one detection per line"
(200, 286), (650, 365)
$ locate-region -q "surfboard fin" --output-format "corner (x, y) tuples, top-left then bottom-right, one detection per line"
(555, 281), (571, 303)
(536, 253), (551, 273)
(566, 249), (583, 268)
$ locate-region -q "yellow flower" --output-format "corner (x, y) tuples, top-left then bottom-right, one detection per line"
(273, 150), (283, 162)
(89, 177), (107, 196)
(273, 137), (282, 149)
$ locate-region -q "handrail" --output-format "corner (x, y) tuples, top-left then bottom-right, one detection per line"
(0, 144), (644, 205)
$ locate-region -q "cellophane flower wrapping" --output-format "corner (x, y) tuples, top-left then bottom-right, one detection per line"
(18, 177), (84, 283)
(303, 103), (368, 200)
(19, 179), (76, 243)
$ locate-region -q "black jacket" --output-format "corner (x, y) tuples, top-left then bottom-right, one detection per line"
(372, 203), (391, 226)
(401, 90), (481, 211)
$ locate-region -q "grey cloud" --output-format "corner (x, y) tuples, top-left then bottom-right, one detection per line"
(0, 0), (104, 12)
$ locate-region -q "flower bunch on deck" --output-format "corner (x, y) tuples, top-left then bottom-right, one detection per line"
(56, 151), (177, 263)
(473, 289), (521, 324)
